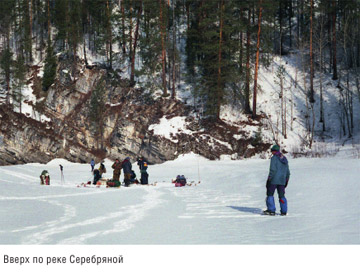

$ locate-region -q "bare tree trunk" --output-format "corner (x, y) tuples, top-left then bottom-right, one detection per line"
(291, 88), (294, 131)
(252, 0), (262, 119)
(346, 74), (353, 135)
(279, 0), (283, 55)
(309, 104), (315, 148)
(284, 86), (287, 139)
(320, 45), (325, 131)
(106, 0), (113, 69)
(171, 0), (176, 99)
(309, 0), (315, 103)
(281, 71), (284, 136)
(121, 0), (126, 54)
(332, 0), (338, 80)
(186, 1), (190, 30)
(289, 0), (292, 49)
(328, 6), (332, 74)
(302, 50), (310, 135)
(130, 1), (142, 86)
(245, 8), (251, 114)
(29, 0), (33, 61)
(47, 0), (51, 41)
(159, 0), (167, 96)
(5, 30), (11, 106)
(216, 0), (225, 119)
(129, 0), (133, 73)
(239, 8), (244, 75)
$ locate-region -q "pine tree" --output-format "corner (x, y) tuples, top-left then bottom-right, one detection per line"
(42, 39), (57, 91)
(89, 78), (106, 150)
(0, 0), (16, 105)
(0, 48), (13, 105)
(138, 0), (163, 92)
(13, 54), (27, 113)
(68, 0), (82, 66)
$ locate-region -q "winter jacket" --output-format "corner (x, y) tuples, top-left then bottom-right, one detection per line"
(99, 163), (106, 175)
(122, 159), (132, 174)
(93, 169), (101, 184)
(268, 152), (290, 186)
(112, 161), (122, 174)
(137, 159), (148, 173)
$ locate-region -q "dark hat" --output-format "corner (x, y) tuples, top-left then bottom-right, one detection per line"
(271, 144), (280, 151)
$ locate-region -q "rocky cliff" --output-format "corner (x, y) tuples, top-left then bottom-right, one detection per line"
(0, 56), (270, 166)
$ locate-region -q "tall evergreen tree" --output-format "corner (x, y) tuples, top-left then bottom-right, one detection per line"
(89, 78), (106, 150)
(13, 54), (27, 113)
(42, 39), (57, 91)
(0, 47), (13, 105)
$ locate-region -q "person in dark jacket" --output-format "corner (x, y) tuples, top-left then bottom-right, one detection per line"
(264, 144), (290, 216)
(130, 170), (139, 184)
(122, 157), (132, 187)
(137, 157), (149, 185)
(112, 159), (122, 181)
(93, 169), (101, 185)
(99, 161), (106, 177)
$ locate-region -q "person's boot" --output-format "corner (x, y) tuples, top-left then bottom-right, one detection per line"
(263, 210), (276, 216)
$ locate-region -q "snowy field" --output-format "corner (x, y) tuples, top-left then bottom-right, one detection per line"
(0, 153), (359, 271)
(0, 153), (358, 245)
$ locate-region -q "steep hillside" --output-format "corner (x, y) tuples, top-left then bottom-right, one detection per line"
(0, 54), (271, 165)
(1, 51), (359, 165)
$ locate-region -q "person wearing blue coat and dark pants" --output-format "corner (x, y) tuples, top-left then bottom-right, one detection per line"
(264, 144), (290, 216)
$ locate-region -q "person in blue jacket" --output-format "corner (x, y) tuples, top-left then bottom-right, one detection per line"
(90, 158), (95, 172)
(264, 144), (290, 216)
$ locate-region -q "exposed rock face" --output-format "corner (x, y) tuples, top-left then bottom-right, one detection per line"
(0, 57), (270, 166)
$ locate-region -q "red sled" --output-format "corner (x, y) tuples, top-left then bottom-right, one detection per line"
(175, 182), (185, 187)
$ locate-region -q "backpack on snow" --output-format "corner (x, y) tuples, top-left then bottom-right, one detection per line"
(107, 180), (121, 187)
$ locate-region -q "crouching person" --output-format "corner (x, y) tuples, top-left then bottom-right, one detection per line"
(174, 175), (187, 187)
(40, 170), (50, 185)
(93, 169), (101, 185)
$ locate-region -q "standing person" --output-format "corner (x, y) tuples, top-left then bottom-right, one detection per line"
(122, 157), (132, 187)
(137, 157), (149, 185)
(112, 159), (122, 181)
(263, 145), (290, 216)
(90, 158), (95, 172)
(59, 164), (64, 184)
(99, 161), (106, 177)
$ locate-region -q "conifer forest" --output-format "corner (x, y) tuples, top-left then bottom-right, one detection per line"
(0, 0), (359, 156)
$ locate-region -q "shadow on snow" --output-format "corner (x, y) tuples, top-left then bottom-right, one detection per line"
(227, 206), (263, 215)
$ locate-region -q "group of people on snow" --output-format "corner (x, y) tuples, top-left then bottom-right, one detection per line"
(91, 156), (149, 187)
(39, 144), (290, 215)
